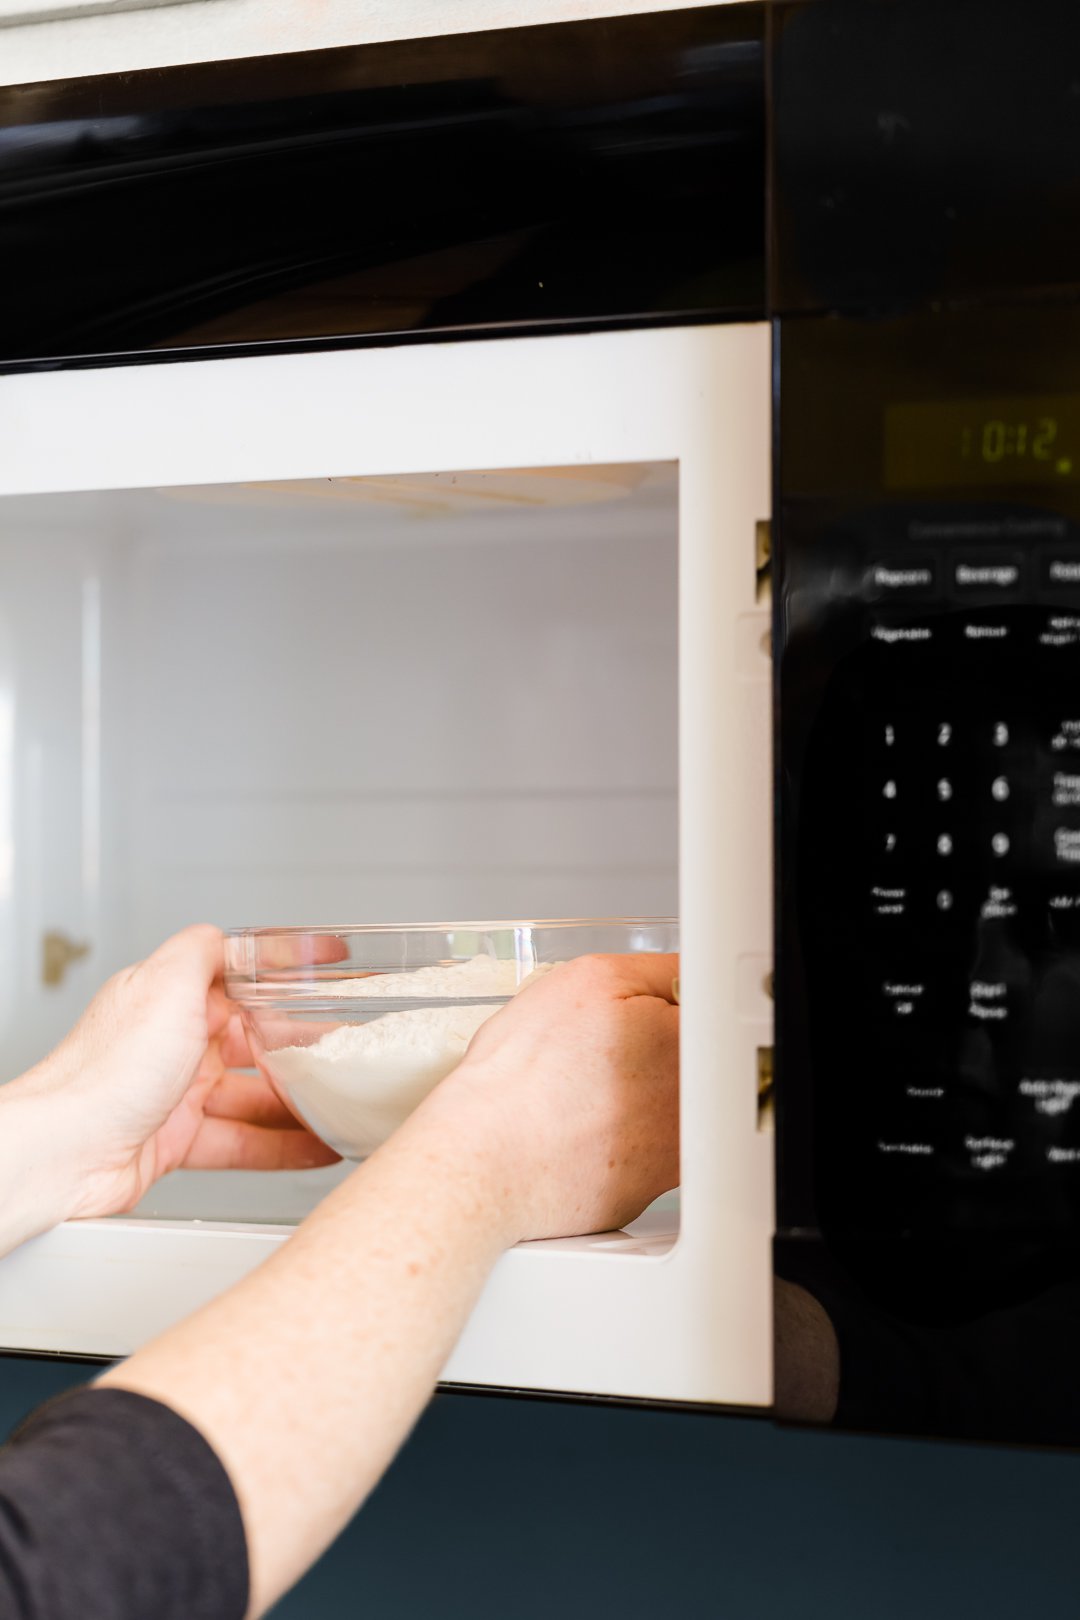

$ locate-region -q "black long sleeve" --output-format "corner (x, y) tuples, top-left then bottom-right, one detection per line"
(0, 1386), (248, 1620)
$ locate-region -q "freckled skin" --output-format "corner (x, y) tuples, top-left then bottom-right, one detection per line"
(7, 934), (680, 1619)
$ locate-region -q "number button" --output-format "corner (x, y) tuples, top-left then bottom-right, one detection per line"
(992, 775), (1010, 802)
(993, 722), (1009, 748)
(884, 780), (898, 800)
(938, 723), (952, 747)
(937, 778), (953, 801)
(937, 834), (953, 856)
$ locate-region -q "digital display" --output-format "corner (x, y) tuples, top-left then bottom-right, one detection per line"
(884, 395), (1080, 490)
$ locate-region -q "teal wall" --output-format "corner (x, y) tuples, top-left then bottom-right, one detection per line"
(2, 1355), (1077, 1618)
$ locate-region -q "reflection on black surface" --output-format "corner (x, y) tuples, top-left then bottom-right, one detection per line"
(0, 8), (764, 364)
(773, 0), (1080, 316)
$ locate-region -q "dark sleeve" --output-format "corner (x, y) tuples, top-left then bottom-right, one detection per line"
(0, 1386), (249, 1620)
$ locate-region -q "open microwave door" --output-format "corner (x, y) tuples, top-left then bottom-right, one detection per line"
(0, 323), (772, 1408)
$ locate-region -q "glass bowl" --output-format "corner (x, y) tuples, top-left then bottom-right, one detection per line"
(224, 919), (678, 1160)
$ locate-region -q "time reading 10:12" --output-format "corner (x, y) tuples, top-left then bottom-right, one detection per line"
(884, 396), (1080, 488)
(961, 416), (1064, 467)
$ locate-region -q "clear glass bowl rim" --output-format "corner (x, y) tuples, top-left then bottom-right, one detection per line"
(226, 916), (677, 936)
(224, 918), (679, 1006)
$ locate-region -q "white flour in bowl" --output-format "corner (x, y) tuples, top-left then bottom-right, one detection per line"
(264, 955), (547, 1159)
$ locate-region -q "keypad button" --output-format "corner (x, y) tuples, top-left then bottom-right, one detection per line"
(870, 883), (908, 919)
(1055, 828), (1080, 865)
(866, 559), (937, 601)
(962, 619), (1012, 648)
(980, 886), (1018, 922)
(968, 979), (1010, 1023)
(1038, 611), (1080, 651)
(1052, 770), (1080, 808)
(1048, 890), (1080, 945)
(1040, 551), (1080, 593)
(952, 552), (1024, 598)
(811, 560), (1080, 1243)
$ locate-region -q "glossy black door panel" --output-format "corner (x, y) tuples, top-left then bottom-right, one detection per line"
(0, 7), (764, 369)
(772, 0), (1080, 316)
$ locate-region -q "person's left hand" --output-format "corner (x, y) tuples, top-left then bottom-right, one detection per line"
(8, 925), (339, 1228)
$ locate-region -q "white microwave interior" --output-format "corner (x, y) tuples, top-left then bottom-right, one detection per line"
(0, 463), (678, 1224)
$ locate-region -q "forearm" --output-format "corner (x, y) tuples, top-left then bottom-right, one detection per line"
(98, 1097), (514, 1618)
(0, 1072), (79, 1257)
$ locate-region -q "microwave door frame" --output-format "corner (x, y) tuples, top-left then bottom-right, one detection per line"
(0, 323), (773, 1408)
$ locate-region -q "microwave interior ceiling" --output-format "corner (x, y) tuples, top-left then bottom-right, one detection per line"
(155, 464), (677, 519)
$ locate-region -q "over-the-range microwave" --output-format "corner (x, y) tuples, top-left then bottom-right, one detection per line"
(4, 0), (1080, 1450)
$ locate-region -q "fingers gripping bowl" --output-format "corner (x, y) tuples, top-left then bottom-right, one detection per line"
(225, 921), (678, 1161)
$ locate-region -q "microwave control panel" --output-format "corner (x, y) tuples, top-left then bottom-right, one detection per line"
(775, 310), (1080, 1324)
(786, 510), (1080, 1271)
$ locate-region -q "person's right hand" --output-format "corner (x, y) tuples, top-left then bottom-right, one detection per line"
(4, 927), (339, 1236)
(414, 952), (680, 1245)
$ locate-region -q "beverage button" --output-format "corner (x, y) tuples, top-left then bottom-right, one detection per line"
(953, 551), (1024, 597)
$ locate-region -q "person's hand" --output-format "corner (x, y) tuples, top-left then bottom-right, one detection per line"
(411, 952), (680, 1245)
(4, 925), (338, 1232)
